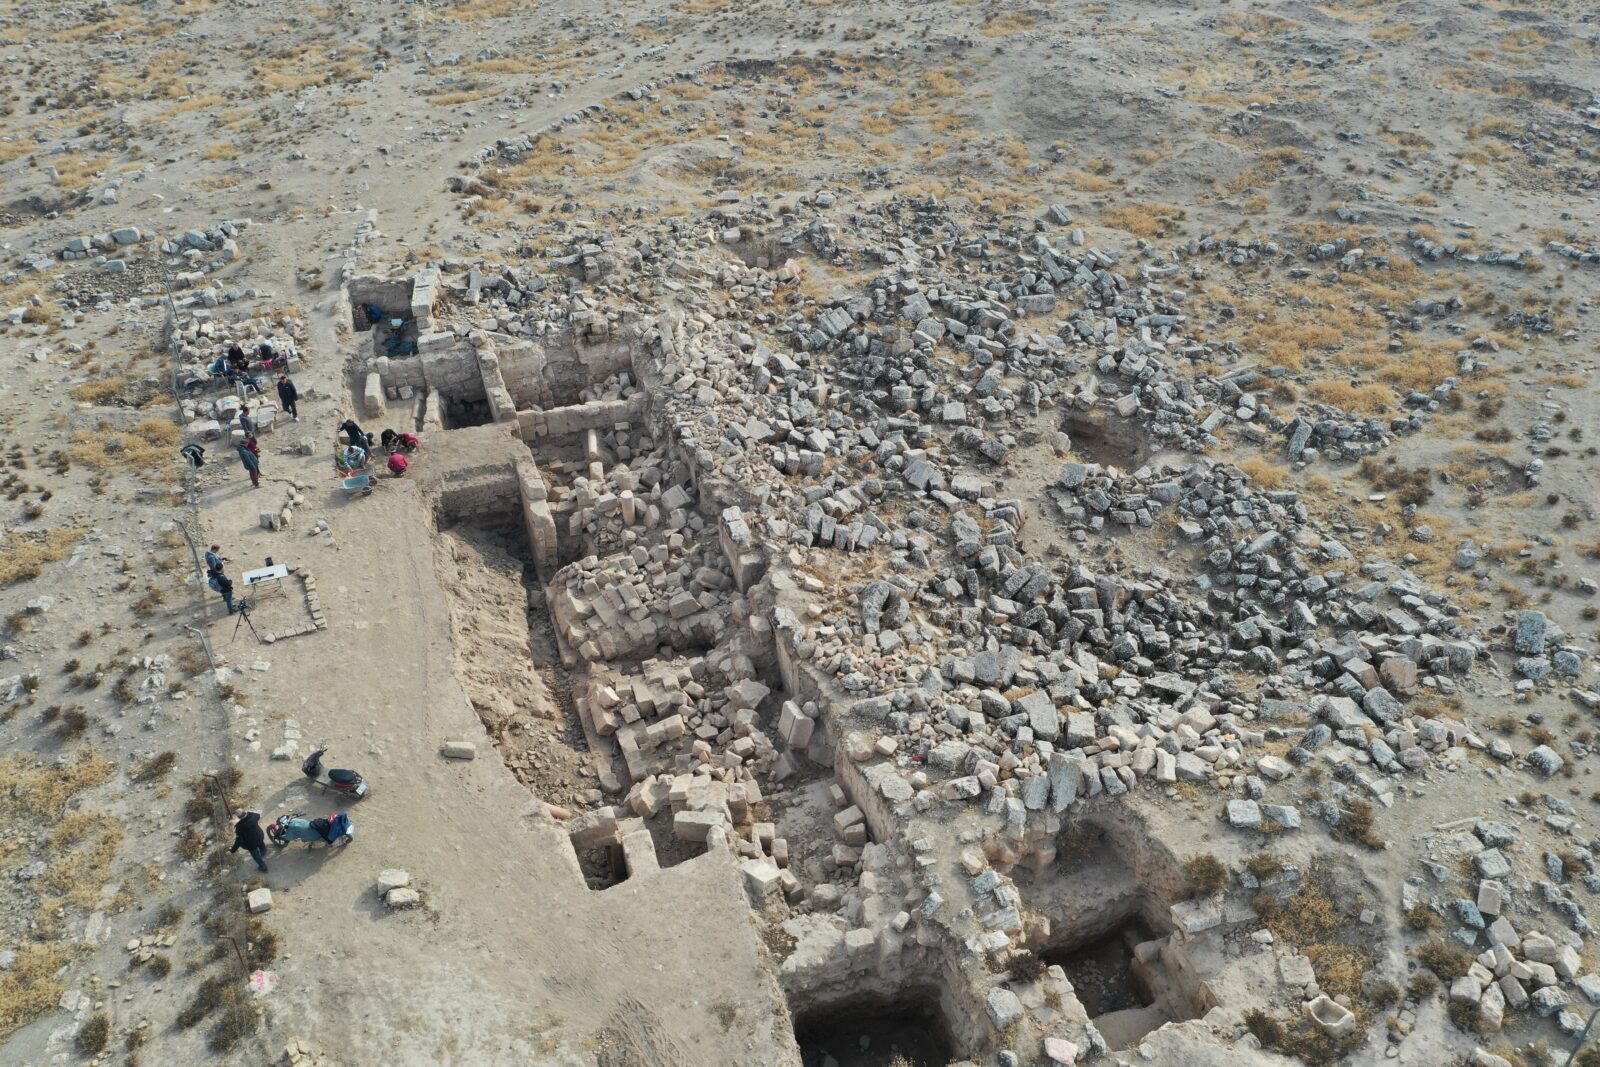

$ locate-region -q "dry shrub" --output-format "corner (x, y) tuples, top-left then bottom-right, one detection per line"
(131, 751), (179, 783)
(1416, 940), (1472, 981)
(1008, 949), (1045, 983)
(208, 1002), (258, 1051)
(177, 972), (238, 1029)
(1331, 798), (1385, 850)
(1407, 971), (1439, 998)
(859, 113), (895, 137)
(75, 1011), (110, 1054)
(1246, 853), (1286, 880)
(1357, 458), (1433, 506)
(1184, 854), (1227, 897)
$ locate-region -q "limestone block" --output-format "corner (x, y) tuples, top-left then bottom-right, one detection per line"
(376, 869), (410, 896)
(386, 887), (421, 908)
(362, 372), (384, 418)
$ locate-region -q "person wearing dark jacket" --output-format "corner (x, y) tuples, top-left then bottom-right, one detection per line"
(236, 435), (262, 489)
(276, 374), (299, 422)
(230, 811), (269, 872)
(339, 418), (372, 450)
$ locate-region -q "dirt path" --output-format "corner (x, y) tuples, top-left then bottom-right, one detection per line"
(182, 284), (791, 1062)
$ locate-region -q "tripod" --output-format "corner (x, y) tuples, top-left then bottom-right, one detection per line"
(230, 599), (262, 645)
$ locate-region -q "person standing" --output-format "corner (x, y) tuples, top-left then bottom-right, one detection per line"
(237, 405), (255, 437)
(229, 810), (269, 873)
(205, 544), (228, 574)
(276, 374), (299, 422)
(236, 435), (261, 488)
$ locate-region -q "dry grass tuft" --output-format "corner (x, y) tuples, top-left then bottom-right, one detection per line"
(1100, 202), (1182, 238)
(66, 419), (182, 474)
(1238, 455), (1290, 489)
(1370, 23), (1418, 42)
(1260, 870), (1376, 1001)
(1219, 12), (1300, 42)
(0, 748), (115, 818)
(1308, 380), (1396, 414)
(0, 527), (86, 586)
(69, 376), (128, 404)
(921, 69), (963, 98)
(981, 11), (1037, 36)
(0, 943), (75, 1041)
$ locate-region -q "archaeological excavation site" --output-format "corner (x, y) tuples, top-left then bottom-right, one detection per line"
(4, 2), (1600, 1066)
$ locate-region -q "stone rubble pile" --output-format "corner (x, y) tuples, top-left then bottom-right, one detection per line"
(548, 533), (734, 665)
(1410, 815), (1600, 1035)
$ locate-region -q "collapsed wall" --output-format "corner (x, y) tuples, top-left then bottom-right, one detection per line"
(370, 237), (1437, 1064)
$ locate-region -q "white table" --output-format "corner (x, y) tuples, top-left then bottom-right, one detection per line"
(241, 564), (289, 600)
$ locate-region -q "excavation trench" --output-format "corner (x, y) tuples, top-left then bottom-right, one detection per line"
(1060, 408), (1152, 469)
(431, 348), (807, 890)
(793, 988), (954, 1067)
(1013, 814), (1214, 1049)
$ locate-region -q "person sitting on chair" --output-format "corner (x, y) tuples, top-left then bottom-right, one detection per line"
(229, 370), (265, 397)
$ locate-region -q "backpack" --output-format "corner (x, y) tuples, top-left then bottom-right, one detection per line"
(207, 574), (221, 592)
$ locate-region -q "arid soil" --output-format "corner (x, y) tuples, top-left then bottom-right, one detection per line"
(1, 2), (1598, 1067)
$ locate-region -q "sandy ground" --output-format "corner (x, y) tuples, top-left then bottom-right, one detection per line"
(1, 1), (1599, 1065)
